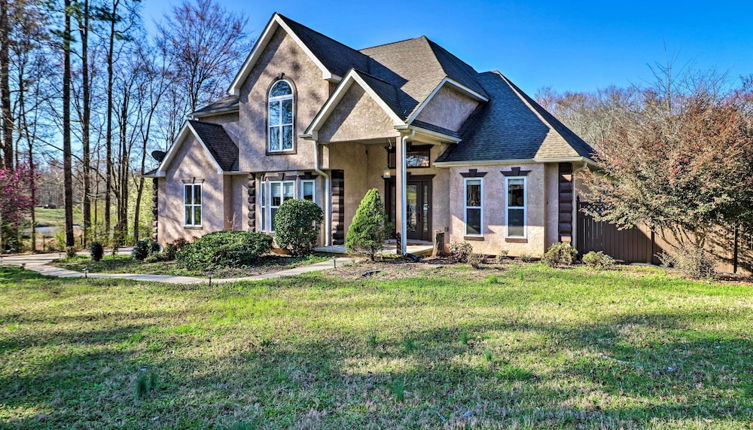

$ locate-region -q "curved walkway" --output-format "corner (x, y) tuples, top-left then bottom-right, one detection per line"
(1, 250), (352, 284)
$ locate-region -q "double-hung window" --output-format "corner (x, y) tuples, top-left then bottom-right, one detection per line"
(505, 177), (527, 238)
(268, 80), (294, 152)
(464, 178), (483, 236)
(267, 180), (294, 232)
(300, 179), (315, 202)
(184, 183), (202, 227)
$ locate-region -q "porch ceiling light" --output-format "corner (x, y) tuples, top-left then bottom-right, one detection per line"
(383, 167), (391, 179)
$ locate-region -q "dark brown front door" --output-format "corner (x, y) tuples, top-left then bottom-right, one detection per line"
(385, 176), (433, 242)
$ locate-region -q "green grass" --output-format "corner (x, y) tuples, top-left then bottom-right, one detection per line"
(30, 208), (82, 228)
(1, 263), (752, 428)
(50, 254), (330, 278)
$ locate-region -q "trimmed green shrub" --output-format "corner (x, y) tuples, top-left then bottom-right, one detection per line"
(345, 189), (387, 260)
(176, 231), (272, 270)
(582, 251), (615, 269)
(449, 241), (473, 263)
(89, 242), (104, 261)
(162, 243), (178, 261)
(542, 242), (577, 267)
(273, 199), (323, 256)
(65, 246), (77, 259)
(132, 239), (160, 261)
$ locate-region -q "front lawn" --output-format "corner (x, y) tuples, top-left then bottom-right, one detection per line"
(51, 254), (330, 278)
(1, 263), (752, 428)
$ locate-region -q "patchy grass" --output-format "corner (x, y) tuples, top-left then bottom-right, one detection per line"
(50, 254), (330, 278)
(29, 208), (82, 228)
(1, 264), (752, 428)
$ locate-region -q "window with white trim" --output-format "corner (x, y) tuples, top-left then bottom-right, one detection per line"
(184, 183), (202, 226)
(505, 177), (527, 238)
(300, 179), (315, 202)
(268, 80), (294, 152)
(464, 178), (483, 236)
(265, 180), (294, 232)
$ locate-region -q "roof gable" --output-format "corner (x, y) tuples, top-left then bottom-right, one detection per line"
(156, 121), (239, 175)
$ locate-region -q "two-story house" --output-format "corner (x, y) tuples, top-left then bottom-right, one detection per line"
(145, 12), (594, 256)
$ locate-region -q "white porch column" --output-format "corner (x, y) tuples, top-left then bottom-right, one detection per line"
(395, 133), (410, 255)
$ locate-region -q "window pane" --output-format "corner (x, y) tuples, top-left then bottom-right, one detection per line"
(271, 183), (281, 206)
(282, 125), (293, 150)
(260, 185), (266, 231)
(194, 206), (202, 225)
(184, 185), (191, 204)
(466, 180), (481, 207)
(270, 207), (278, 229)
(508, 208), (524, 237)
(270, 81), (291, 97)
(193, 185), (201, 204)
(508, 179), (524, 207)
(466, 208), (481, 235)
(185, 206), (192, 225)
(281, 98), (293, 124)
(269, 127), (280, 151)
(406, 151), (430, 167)
(283, 181), (294, 199)
(302, 181), (314, 201)
(269, 100), (280, 125)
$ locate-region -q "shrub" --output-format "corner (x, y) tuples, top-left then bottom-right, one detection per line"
(148, 240), (161, 255)
(162, 243), (178, 261)
(542, 242), (577, 267)
(273, 199), (323, 256)
(143, 254), (163, 264)
(173, 238), (189, 252)
(449, 241), (473, 263)
(65, 246), (77, 259)
(345, 189), (387, 260)
(468, 253), (485, 269)
(519, 253), (533, 263)
(131, 240), (150, 261)
(176, 231), (272, 270)
(89, 242), (104, 261)
(582, 251), (615, 269)
(658, 245), (716, 279)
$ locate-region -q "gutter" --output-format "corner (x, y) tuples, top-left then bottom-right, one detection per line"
(433, 156), (596, 168)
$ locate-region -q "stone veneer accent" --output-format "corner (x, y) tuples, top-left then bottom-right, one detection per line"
(247, 173), (256, 231)
(331, 170), (345, 244)
(558, 162), (573, 243)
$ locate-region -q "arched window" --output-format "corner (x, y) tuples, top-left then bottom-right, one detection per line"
(268, 80), (294, 152)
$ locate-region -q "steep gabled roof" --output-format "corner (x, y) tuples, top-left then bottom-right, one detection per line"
(437, 71), (594, 163)
(156, 121), (239, 175)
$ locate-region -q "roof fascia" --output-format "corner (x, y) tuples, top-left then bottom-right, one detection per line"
(156, 122), (225, 175)
(228, 14), (339, 95)
(433, 156), (594, 167)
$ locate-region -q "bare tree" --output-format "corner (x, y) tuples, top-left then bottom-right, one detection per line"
(62, 0), (74, 248)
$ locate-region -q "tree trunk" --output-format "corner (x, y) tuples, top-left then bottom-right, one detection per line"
(79, 0), (91, 245)
(104, 0), (120, 243)
(63, 0), (74, 248)
(0, 0), (11, 170)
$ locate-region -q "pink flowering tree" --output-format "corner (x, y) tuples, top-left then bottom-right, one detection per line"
(0, 165), (35, 253)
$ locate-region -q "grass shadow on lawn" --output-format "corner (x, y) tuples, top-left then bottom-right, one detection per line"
(2, 266), (753, 428)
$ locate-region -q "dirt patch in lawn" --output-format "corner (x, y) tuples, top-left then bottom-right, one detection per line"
(332, 256), (511, 281)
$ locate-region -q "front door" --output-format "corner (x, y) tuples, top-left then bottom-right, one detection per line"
(385, 176), (433, 242)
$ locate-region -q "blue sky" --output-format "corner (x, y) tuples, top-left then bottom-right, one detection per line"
(142, 0), (752, 95)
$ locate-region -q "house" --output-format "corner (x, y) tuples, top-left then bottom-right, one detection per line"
(145, 12), (594, 257)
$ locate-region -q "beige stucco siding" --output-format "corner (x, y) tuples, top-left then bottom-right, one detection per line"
(449, 163), (547, 256)
(415, 86), (478, 131)
(328, 142), (370, 236)
(238, 27), (330, 172)
(318, 85), (400, 143)
(158, 135), (225, 245)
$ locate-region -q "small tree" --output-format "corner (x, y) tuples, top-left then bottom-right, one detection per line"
(0, 165), (35, 253)
(345, 189), (387, 260)
(274, 199), (323, 256)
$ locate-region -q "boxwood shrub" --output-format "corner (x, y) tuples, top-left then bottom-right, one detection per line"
(273, 199), (323, 256)
(176, 231), (272, 270)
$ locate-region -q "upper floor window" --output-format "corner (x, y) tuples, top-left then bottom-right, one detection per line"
(387, 144), (431, 169)
(268, 80), (294, 153)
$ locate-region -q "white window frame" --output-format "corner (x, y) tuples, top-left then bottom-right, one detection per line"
(300, 179), (316, 202)
(267, 80), (294, 153)
(183, 183), (202, 227)
(505, 176), (527, 239)
(463, 177), (483, 237)
(264, 180), (295, 232)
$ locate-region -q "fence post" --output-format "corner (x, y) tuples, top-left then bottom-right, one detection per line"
(733, 225), (739, 274)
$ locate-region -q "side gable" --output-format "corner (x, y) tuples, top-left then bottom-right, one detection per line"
(156, 121), (238, 176)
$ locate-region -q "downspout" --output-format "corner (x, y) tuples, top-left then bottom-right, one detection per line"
(312, 134), (331, 246)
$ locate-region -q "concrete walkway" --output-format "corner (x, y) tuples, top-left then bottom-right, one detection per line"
(0, 250), (353, 284)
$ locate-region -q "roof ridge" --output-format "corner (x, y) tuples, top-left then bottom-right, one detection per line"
(276, 13), (368, 59)
(358, 35), (426, 52)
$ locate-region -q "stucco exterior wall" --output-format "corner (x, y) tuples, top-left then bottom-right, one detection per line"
(238, 27), (330, 172)
(328, 142), (369, 236)
(318, 84), (399, 143)
(158, 135), (225, 245)
(415, 86), (478, 131)
(448, 163), (547, 256)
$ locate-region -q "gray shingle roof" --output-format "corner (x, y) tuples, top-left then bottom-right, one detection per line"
(188, 120), (239, 171)
(192, 95), (239, 117)
(437, 71), (594, 162)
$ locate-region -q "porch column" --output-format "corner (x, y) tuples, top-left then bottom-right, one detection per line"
(395, 132), (410, 255)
